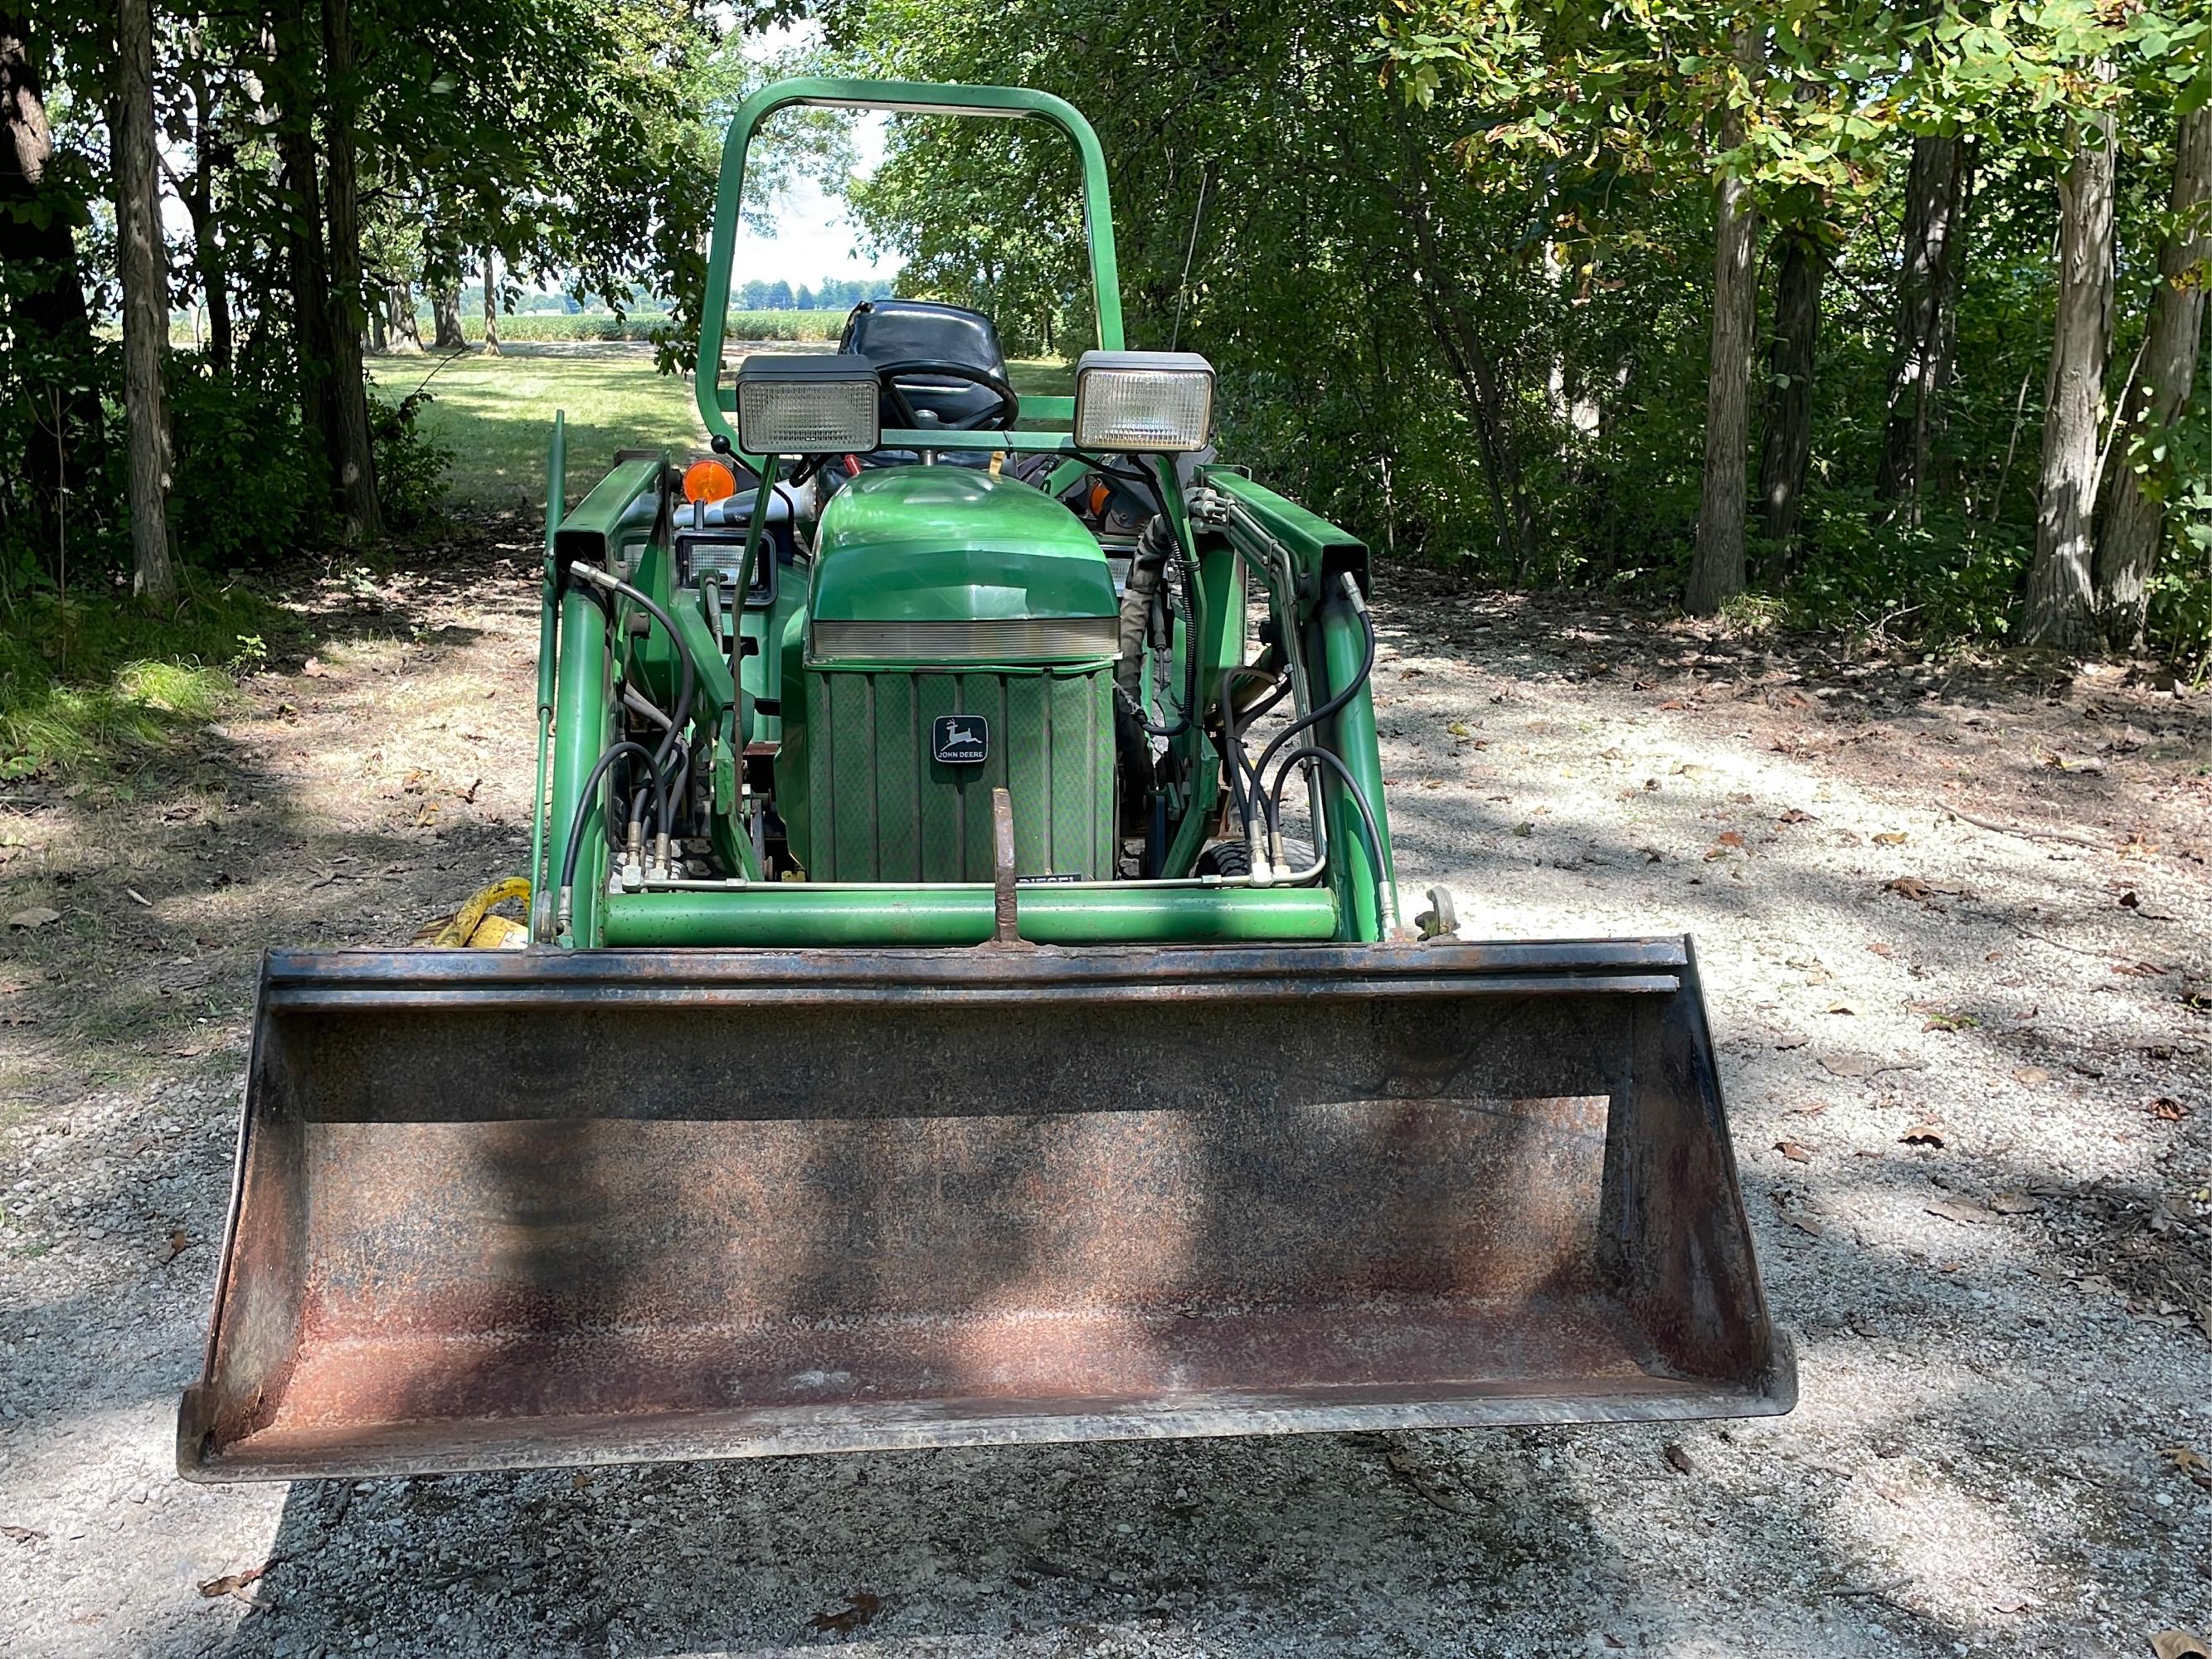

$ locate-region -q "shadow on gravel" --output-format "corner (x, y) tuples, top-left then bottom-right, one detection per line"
(187, 1434), (1656, 1656)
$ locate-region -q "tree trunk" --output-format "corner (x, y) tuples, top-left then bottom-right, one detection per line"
(319, 0), (382, 539)
(2092, 104), (2212, 649)
(272, 0), (333, 494)
(179, 56), (232, 375)
(2021, 100), (2117, 653)
(384, 280), (424, 353)
(431, 281), (466, 349)
(1876, 136), (1969, 513)
(1757, 226), (1823, 551)
(0, 11), (103, 547)
(366, 299), (385, 352)
(1687, 28), (1761, 617)
(114, 0), (177, 604)
(481, 246), (500, 356)
(1379, 106), (1537, 573)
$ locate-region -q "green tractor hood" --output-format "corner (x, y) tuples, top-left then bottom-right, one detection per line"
(811, 466), (1115, 625)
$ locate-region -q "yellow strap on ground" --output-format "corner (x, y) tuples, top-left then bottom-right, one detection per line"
(423, 877), (532, 948)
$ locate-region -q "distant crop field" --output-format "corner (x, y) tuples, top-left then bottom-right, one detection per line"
(453, 310), (846, 344)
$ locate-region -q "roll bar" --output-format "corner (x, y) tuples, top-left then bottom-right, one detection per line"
(694, 78), (1125, 460)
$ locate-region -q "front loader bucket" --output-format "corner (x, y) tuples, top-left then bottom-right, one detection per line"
(180, 938), (1793, 1481)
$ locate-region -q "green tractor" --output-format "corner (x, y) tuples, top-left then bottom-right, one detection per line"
(180, 80), (1791, 1481)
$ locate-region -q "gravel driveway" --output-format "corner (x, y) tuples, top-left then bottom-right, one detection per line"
(2, 539), (2207, 1658)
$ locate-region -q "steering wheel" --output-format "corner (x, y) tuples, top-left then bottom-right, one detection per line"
(868, 358), (1021, 434)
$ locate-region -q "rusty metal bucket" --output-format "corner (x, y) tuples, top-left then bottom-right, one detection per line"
(178, 937), (1793, 1481)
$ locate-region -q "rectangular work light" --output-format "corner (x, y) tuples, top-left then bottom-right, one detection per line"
(1072, 350), (1215, 452)
(736, 353), (880, 455)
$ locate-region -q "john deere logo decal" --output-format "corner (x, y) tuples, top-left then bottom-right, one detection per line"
(932, 714), (988, 765)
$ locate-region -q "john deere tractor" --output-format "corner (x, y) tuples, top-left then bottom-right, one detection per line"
(180, 80), (1791, 1481)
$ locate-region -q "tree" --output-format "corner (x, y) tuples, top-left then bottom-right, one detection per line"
(383, 281), (424, 353)
(1, 10), (103, 552)
(2093, 101), (2212, 647)
(1757, 222), (1824, 549)
(320, 0), (382, 539)
(481, 246), (501, 354)
(431, 281), (466, 348)
(2022, 93), (2119, 652)
(1875, 135), (1971, 514)
(1687, 27), (1762, 616)
(114, 0), (177, 602)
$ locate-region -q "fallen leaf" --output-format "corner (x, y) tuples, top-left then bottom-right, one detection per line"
(2012, 1065), (2051, 1085)
(2151, 1632), (2212, 1659)
(1867, 941), (1898, 958)
(1826, 1001), (1859, 1016)
(2150, 1097), (2190, 1121)
(301, 657), (326, 678)
(1988, 1193), (2043, 1215)
(0, 1525), (47, 1544)
(164, 1228), (191, 1262)
(1658, 698), (1686, 711)
(2118, 890), (2141, 909)
(1927, 1198), (1997, 1226)
(2159, 1447), (2212, 1490)
(1446, 721), (1471, 737)
(1791, 1100), (1832, 1117)
(124, 888), (152, 907)
(809, 1591), (882, 1635)
(1717, 830), (1745, 848)
(2112, 961), (2169, 977)
(1873, 831), (1910, 846)
(1898, 1122), (1947, 1147)
(1662, 1443), (1694, 1475)
(1512, 822), (1534, 838)
(1886, 876), (1932, 903)
(1821, 1053), (1875, 1079)
(1777, 808), (1811, 825)
(197, 1564), (269, 1599)
(1774, 1034), (1809, 1050)
(1774, 1140), (1813, 1164)
(7, 907), (59, 930)
(1787, 1214), (1826, 1237)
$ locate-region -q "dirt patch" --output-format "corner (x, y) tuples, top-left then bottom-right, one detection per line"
(1, 547), (2207, 1658)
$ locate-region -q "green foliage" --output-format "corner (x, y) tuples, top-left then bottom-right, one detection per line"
(163, 357), (317, 570)
(367, 390), (453, 531)
(0, 578), (284, 781)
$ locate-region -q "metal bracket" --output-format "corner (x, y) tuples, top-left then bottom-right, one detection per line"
(987, 787), (1026, 947)
(1416, 886), (1460, 941)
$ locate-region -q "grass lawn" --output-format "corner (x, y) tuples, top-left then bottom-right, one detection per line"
(382, 344), (1077, 514)
(375, 345), (707, 515)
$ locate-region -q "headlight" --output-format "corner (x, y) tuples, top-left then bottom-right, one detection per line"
(1072, 350), (1214, 452)
(736, 353), (880, 455)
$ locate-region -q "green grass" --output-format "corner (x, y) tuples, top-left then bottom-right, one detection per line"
(0, 580), (281, 781)
(385, 347), (1075, 513)
(375, 348), (707, 513)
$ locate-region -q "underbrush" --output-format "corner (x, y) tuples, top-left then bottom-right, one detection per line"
(0, 581), (287, 782)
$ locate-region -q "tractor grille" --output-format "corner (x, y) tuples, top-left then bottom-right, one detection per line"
(809, 617), (1118, 664)
(805, 665), (1114, 883)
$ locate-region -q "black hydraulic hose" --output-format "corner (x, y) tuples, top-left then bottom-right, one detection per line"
(1262, 744), (1390, 925)
(628, 737), (692, 841)
(557, 739), (662, 931)
(1121, 517), (1201, 739)
(569, 563), (694, 779)
(1247, 582), (1375, 818)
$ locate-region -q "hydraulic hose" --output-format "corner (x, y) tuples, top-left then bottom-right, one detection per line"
(568, 563), (695, 780)
(557, 739), (662, 937)
(1247, 572), (1374, 818)
(1119, 514), (1202, 740)
(1262, 743), (1394, 932)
